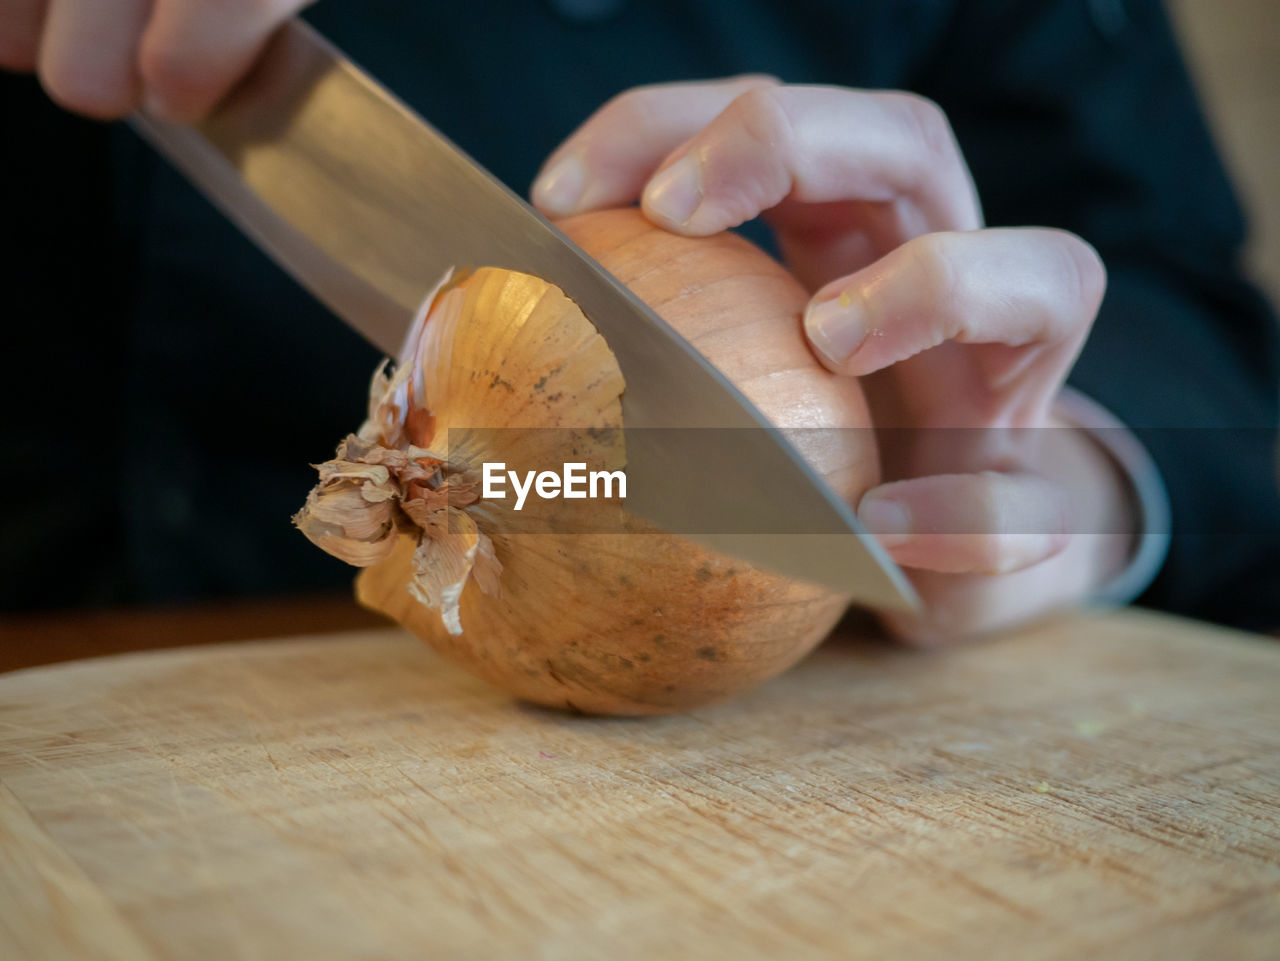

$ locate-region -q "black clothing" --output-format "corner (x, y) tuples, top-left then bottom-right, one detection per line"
(4, 0), (1278, 628)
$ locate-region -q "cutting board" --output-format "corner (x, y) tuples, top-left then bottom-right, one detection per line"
(1, 609), (1278, 960)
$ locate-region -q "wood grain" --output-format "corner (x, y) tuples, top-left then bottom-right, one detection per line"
(0, 609), (1277, 959)
(0, 786), (159, 961)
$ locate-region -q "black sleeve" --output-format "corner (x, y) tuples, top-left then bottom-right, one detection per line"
(913, 0), (1280, 631)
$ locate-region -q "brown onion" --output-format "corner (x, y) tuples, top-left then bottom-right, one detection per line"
(296, 208), (878, 714)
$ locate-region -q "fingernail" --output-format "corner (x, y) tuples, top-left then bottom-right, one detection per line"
(643, 155), (702, 226)
(532, 155), (586, 215)
(860, 497), (912, 547)
(804, 290), (868, 366)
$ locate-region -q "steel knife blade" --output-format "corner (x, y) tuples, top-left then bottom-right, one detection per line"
(128, 19), (916, 610)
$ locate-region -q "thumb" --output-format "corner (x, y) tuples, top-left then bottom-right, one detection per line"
(858, 471), (1072, 575)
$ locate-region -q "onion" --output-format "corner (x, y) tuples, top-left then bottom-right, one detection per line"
(296, 209), (878, 714)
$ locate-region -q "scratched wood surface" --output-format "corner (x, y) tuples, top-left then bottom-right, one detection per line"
(1, 608), (1278, 960)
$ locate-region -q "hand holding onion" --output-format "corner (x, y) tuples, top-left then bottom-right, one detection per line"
(297, 78), (1139, 712)
(534, 78), (1138, 642)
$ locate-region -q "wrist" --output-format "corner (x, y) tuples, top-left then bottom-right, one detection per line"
(1050, 388), (1170, 606)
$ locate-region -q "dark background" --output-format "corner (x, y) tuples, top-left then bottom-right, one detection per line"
(2, 0), (1277, 629)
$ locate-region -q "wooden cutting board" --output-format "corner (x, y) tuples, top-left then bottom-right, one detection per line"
(1, 608), (1278, 960)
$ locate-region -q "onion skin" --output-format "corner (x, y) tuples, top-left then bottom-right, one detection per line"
(354, 209), (878, 715)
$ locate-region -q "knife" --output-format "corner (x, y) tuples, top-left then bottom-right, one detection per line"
(128, 19), (916, 610)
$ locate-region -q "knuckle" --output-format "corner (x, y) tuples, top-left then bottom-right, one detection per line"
(1025, 230), (1107, 343)
(971, 470), (1008, 528)
(1055, 230), (1107, 315)
(905, 232), (965, 314)
(1044, 482), (1075, 539)
(971, 472), (1069, 573)
(986, 535), (1033, 574)
(38, 60), (137, 120)
(728, 85), (793, 151)
(598, 86), (657, 131)
(949, 473), (1014, 571)
(714, 87), (797, 219)
(895, 92), (959, 163)
(138, 39), (197, 97)
(951, 528), (1035, 576)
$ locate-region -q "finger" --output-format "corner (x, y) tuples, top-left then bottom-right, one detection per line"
(0, 0), (46, 71)
(531, 75), (778, 217)
(37, 0), (149, 118)
(140, 0), (312, 122)
(878, 563), (1083, 646)
(638, 86), (981, 237)
(858, 471), (1072, 575)
(803, 228), (1105, 377)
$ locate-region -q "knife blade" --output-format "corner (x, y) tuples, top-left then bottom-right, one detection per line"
(128, 19), (916, 610)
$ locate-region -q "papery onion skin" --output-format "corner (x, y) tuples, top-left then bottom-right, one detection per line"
(345, 209), (879, 715)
